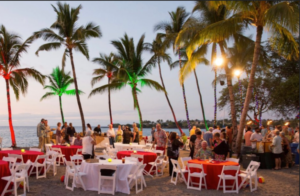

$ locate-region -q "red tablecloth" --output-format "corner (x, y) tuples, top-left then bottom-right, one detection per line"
(0, 150), (44, 163)
(52, 145), (82, 161)
(185, 159), (240, 190)
(0, 160), (11, 195)
(117, 151), (157, 172)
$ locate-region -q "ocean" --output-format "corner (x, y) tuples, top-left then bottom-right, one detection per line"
(0, 126), (206, 148)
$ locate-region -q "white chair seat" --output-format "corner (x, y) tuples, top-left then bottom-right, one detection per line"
(1, 176), (24, 182)
(239, 173), (256, 178)
(190, 172), (206, 177)
(218, 174), (237, 179)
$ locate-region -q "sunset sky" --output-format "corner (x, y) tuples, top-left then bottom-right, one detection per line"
(0, 1), (271, 126)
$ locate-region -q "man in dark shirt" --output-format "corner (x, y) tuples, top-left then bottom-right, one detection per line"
(122, 127), (133, 144)
(94, 124), (101, 134)
(189, 130), (198, 159)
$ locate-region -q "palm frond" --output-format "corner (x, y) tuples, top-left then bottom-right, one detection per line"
(88, 81), (126, 98)
(40, 92), (56, 101)
(35, 42), (62, 56)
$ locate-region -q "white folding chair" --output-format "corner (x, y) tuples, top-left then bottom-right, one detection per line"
(217, 165), (240, 193)
(180, 157), (192, 169)
(226, 158), (240, 163)
(2, 156), (16, 173)
(125, 157), (138, 163)
(153, 150), (164, 156)
(76, 148), (82, 155)
(131, 154), (153, 177)
(8, 154), (24, 167)
(51, 147), (65, 166)
(1, 164), (27, 196)
(128, 163), (147, 194)
(1, 147), (13, 150)
(148, 155), (165, 176)
(70, 155), (84, 170)
(187, 163), (207, 190)
(45, 144), (52, 153)
(107, 148), (117, 159)
(29, 155), (47, 179)
(170, 159), (188, 185)
(29, 148), (42, 152)
(15, 160), (31, 192)
(239, 161), (260, 192)
(98, 165), (117, 195)
(65, 161), (87, 191)
(46, 151), (59, 176)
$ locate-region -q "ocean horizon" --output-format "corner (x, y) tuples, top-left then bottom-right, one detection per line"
(0, 126), (206, 148)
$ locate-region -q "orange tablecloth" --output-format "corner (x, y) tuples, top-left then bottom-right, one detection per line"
(185, 159), (240, 190)
(0, 150), (44, 163)
(52, 145), (82, 161)
(117, 151), (157, 172)
(0, 160), (11, 195)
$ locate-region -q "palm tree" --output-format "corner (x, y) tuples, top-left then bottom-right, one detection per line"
(154, 6), (192, 130)
(92, 34), (165, 133)
(31, 2), (102, 134)
(175, 1), (244, 151)
(145, 34), (184, 134)
(0, 25), (45, 147)
(89, 53), (119, 125)
(169, 48), (210, 131)
(40, 66), (83, 124)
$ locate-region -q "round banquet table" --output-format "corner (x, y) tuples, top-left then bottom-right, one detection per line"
(185, 159), (240, 190)
(117, 151), (157, 172)
(0, 160), (11, 195)
(52, 145), (82, 161)
(78, 159), (136, 194)
(0, 150), (44, 163)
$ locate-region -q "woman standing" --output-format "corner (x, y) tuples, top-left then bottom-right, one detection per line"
(67, 123), (76, 144)
(212, 133), (229, 161)
(56, 122), (62, 144)
(116, 125), (123, 143)
(167, 132), (183, 176)
(132, 123), (139, 144)
(280, 132), (293, 168)
(82, 130), (96, 159)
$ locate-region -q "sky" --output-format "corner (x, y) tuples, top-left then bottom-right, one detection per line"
(0, 1), (271, 126)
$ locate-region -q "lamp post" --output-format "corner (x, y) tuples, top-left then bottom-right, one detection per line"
(234, 69), (243, 113)
(213, 57), (223, 126)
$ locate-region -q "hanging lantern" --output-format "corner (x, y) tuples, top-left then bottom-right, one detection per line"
(220, 81), (225, 86)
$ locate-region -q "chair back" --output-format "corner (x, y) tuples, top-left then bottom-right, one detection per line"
(246, 161), (260, 174)
(131, 154), (144, 163)
(65, 161), (74, 174)
(154, 150), (164, 156)
(45, 144), (52, 152)
(51, 148), (63, 155)
(221, 165), (240, 177)
(8, 154), (24, 163)
(1, 147), (13, 151)
(187, 163), (204, 173)
(226, 158), (240, 163)
(35, 155), (47, 164)
(46, 151), (59, 162)
(98, 165), (117, 177)
(29, 148), (41, 152)
(137, 163), (146, 176)
(171, 159), (182, 171)
(13, 164), (28, 178)
(181, 157), (192, 168)
(3, 156), (16, 171)
(76, 148), (82, 155)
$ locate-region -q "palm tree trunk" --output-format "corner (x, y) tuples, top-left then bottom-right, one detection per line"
(179, 49), (191, 130)
(5, 79), (16, 147)
(108, 77), (113, 125)
(219, 42), (238, 151)
(158, 59), (183, 135)
(59, 96), (65, 124)
(69, 49), (86, 134)
(133, 88), (143, 133)
(236, 25), (263, 154)
(193, 70), (208, 131)
(214, 69), (217, 125)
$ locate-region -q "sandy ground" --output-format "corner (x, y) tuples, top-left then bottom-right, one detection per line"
(12, 149), (300, 196)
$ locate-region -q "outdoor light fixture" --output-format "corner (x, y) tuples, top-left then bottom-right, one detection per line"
(267, 120), (273, 125)
(214, 57), (224, 67)
(234, 69), (241, 77)
(284, 122), (290, 126)
(246, 120), (253, 125)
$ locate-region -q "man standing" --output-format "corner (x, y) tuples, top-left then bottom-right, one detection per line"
(226, 125), (233, 149)
(244, 127), (253, 147)
(203, 127), (213, 148)
(94, 124), (101, 134)
(37, 119), (46, 151)
(44, 120), (53, 149)
(151, 127), (156, 142)
(250, 127), (263, 149)
(212, 125), (220, 135)
(271, 130), (283, 170)
(261, 125), (268, 137)
(152, 123), (167, 154)
(107, 124), (115, 148)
